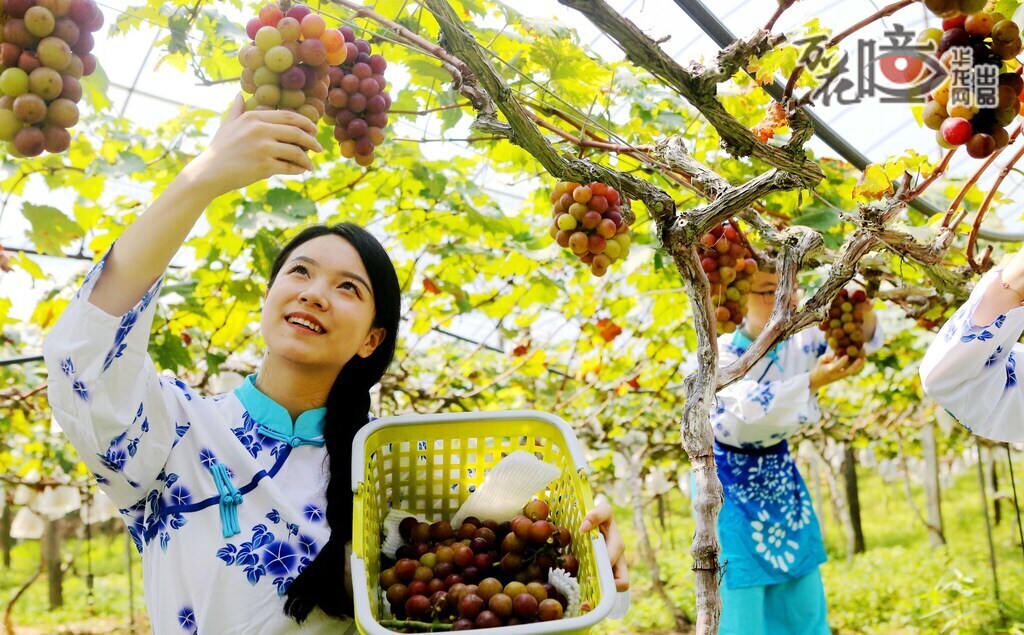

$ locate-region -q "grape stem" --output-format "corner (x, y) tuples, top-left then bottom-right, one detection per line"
(942, 147), (1006, 230)
(520, 543), (558, 566)
(390, 102), (471, 115)
(967, 141), (1024, 272)
(525, 103), (707, 197)
(933, 120), (1023, 225)
(904, 148), (956, 202)
(524, 109), (649, 154)
(378, 619), (454, 632)
(764, 0), (797, 34)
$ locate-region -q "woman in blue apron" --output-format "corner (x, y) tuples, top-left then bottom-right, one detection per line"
(710, 271), (881, 634)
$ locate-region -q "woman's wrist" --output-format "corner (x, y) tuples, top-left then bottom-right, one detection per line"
(177, 155), (225, 204)
(1001, 268), (1024, 301)
(975, 270), (1024, 324)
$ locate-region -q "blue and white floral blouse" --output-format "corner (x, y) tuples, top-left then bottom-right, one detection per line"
(42, 255), (354, 634)
(712, 325), (883, 448)
(920, 267), (1024, 443)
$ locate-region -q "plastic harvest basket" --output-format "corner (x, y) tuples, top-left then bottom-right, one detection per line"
(350, 410), (617, 635)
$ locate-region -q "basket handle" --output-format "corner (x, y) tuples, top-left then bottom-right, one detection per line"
(609, 590), (631, 619)
(350, 410), (594, 491)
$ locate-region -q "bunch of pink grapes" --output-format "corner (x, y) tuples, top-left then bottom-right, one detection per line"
(239, 3), (345, 124)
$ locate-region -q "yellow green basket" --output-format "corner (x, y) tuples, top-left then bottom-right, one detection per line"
(350, 410), (618, 634)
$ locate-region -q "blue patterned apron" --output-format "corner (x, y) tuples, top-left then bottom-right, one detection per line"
(715, 440), (827, 590)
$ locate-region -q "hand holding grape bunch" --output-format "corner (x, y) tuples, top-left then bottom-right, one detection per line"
(180, 94), (323, 201)
(809, 351), (866, 392)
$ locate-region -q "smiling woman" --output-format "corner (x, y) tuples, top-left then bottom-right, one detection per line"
(38, 95), (629, 633)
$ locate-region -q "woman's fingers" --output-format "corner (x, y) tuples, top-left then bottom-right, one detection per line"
(847, 357), (866, 375)
(829, 356), (851, 375)
(255, 108), (320, 137)
(579, 502), (613, 533)
(579, 502), (629, 591)
(267, 119), (323, 153)
(273, 142), (315, 171)
(612, 559), (630, 592)
(604, 529), (625, 566)
(216, 94), (246, 134)
(269, 158), (309, 176)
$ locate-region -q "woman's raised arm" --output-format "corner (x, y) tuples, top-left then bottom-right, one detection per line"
(89, 95), (322, 316)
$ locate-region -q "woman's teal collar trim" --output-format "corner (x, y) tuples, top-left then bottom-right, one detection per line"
(233, 374), (326, 448)
(732, 329), (783, 362)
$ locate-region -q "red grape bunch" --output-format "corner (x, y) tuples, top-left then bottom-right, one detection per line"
(920, 11), (1023, 158)
(699, 220), (758, 335)
(549, 180), (633, 277)
(378, 499), (579, 630)
(239, 3), (346, 124)
(818, 288), (870, 359)
(323, 28), (390, 167)
(0, 0), (104, 156)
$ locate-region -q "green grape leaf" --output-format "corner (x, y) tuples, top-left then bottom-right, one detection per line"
(22, 203), (84, 255)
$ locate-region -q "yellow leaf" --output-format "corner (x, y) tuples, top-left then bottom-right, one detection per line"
(9, 252), (46, 280)
(32, 297), (68, 330)
(852, 164), (892, 200)
(910, 103), (925, 128)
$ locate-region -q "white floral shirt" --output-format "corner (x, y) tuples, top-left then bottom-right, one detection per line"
(43, 256), (355, 634)
(920, 267), (1024, 442)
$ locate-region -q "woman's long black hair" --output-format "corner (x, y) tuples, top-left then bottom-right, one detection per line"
(269, 223), (401, 622)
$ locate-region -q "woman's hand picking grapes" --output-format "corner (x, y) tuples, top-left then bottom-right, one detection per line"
(183, 94), (324, 200)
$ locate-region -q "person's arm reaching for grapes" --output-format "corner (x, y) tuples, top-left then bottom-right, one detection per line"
(42, 96), (322, 509)
(89, 95), (322, 316)
(975, 248), (1024, 325)
(921, 248), (1024, 442)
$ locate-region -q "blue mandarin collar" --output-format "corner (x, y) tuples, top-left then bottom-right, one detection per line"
(732, 329), (782, 362)
(233, 374), (326, 448)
